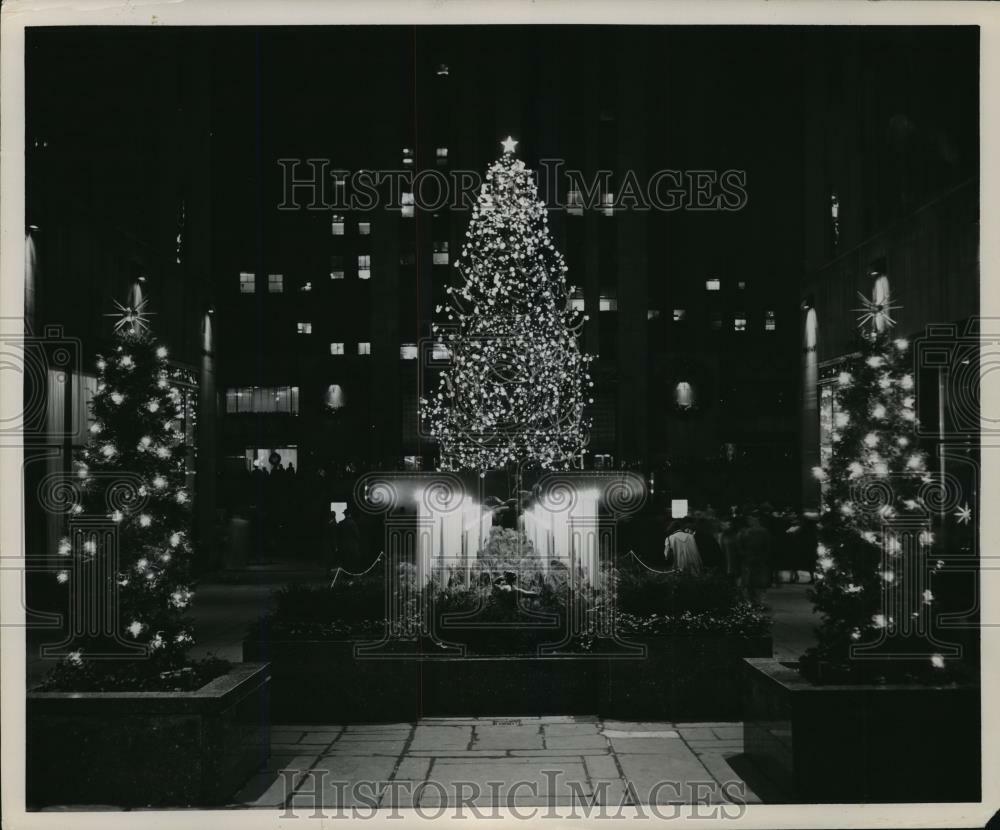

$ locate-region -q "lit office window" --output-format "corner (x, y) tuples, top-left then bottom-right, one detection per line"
(647, 309), (661, 320)
(673, 309), (687, 322)
(431, 342), (451, 361)
(737, 280), (747, 290)
(330, 342), (344, 355)
(600, 192), (615, 217)
(710, 314), (723, 330)
(599, 294), (618, 312)
(400, 343), (418, 360)
(402, 148), (414, 166)
(436, 147), (449, 167)
(357, 254), (371, 280)
(331, 214), (345, 235)
(705, 278), (721, 292)
(436, 63), (449, 76)
(225, 386), (300, 414)
(570, 288), (585, 312)
(433, 241), (449, 265)
(567, 190), (583, 216)
(239, 272), (255, 294)
(268, 273), (284, 293)
(765, 310), (776, 331)
(358, 221), (371, 236)
(300, 281), (312, 292)
(358, 342), (371, 356)
(399, 252), (416, 266)
(403, 455), (423, 470)
(401, 192), (415, 219)
(330, 255), (345, 280)
(297, 322), (313, 335)
(734, 312), (748, 332)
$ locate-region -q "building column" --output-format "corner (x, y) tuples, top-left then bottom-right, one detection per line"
(197, 310), (218, 569)
(801, 305), (820, 509)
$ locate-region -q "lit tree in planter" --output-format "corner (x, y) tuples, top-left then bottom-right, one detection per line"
(51, 299), (196, 684)
(803, 290), (950, 680)
(422, 137), (594, 474)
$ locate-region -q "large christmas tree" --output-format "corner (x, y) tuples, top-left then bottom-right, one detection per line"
(803, 290), (948, 680)
(422, 138), (593, 472)
(51, 300), (197, 686)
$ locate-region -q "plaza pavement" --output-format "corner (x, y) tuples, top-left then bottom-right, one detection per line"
(231, 716), (760, 810)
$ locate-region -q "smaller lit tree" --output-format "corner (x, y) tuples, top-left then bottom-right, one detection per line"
(49, 299), (197, 686)
(802, 291), (949, 681)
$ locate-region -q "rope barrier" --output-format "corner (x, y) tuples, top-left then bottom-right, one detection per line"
(329, 551), (385, 589)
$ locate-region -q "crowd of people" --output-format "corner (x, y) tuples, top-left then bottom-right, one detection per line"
(658, 503), (818, 598)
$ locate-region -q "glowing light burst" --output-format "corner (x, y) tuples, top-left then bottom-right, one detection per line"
(954, 503), (972, 525)
(104, 297), (156, 336)
(853, 289), (901, 333)
(422, 151), (593, 471)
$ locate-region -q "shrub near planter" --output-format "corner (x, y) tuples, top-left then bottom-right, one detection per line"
(742, 658), (980, 803)
(27, 662), (270, 808)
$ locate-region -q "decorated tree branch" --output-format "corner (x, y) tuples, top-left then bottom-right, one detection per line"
(422, 137), (593, 473)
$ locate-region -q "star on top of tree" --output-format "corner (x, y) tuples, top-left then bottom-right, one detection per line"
(501, 135), (519, 154)
(104, 296), (155, 336)
(853, 289), (901, 333)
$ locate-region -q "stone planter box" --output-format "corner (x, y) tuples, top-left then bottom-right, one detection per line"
(605, 635), (773, 721)
(244, 634), (771, 723)
(742, 658), (980, 803)
(27, 662), (270, 808)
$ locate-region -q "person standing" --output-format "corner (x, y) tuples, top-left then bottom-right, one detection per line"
(664, 519), (702, 575)
(739, 512), (772, 599)
(336, 506), (362, 571)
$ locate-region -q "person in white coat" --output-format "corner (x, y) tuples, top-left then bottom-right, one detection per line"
(664, 520), (703, 576)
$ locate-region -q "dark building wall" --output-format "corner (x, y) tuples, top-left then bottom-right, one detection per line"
(25, 28), (216, 563)
(798, 26), (979, 507)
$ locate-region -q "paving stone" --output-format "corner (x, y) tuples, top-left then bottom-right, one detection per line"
(323, 739), (407, 755)
(671, 722), (735, 728)
(676, 727), (717, 741)
(270, 730), (306, 743)
(711, 727), (743, 740)
(584, 754), (621, 780)
(474, 726), (545, 750)
(426, 759), (592, 804)
(545, 734), (610, 750)
(344, 723), (413, 731)
(408, 749), (511, 758)
(607, 736), (693, 755)
(290, 755), (399, 809)
(299, 731), (344, 744)
(496, 755), (583, 763)
(544, 722), (601, 735)
(602, 720), (675, 731)
(410, 725), (473, 749)
(615, 745), (720, 805)
(280, 724), (348, 731)
(393, 757), (432, 781)
(509, 748), (606, 757)
(603, 729), (679, 739)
